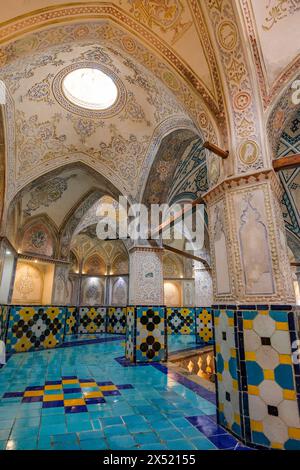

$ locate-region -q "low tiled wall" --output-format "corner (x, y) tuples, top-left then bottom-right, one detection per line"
(166, 307), (195, 334)
(196, 307), (214, 345)
(6, 305), (66, 353)
(78, 307), (107, 334)
(213, 304), (300, 450)
(126, 306), (167, 363)
(0, 305), (9, 342)
(107, 307), (127, 334)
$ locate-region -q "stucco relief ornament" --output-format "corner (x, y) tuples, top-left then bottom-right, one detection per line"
(31, 230), (47, 249)
(239, 140), (259, 165)
(262, 0), (300, 31)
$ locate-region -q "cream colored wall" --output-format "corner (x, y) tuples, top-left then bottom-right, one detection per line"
(12, 260), (55, 305)
(42, 263), (54, 304)
(164, 280), (182, 307)
(0, 251), (15, 304)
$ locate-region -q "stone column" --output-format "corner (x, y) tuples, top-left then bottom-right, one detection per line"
(126, 242), (167, 363)
(204, 170), (300, 450)
(194, 261), (213, 307)
(52, 264), (71, 305)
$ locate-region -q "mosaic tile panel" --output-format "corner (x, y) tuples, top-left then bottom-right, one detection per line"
(136, 306), (167, 363)
(213, 304), (300, 450)
(125, 306), (135, 362)
(196, 307), (214, 345)
(107, 307), (127, 334)
(213, 306), (242, 439)
(6, 306), (66, 353)
(64, 306), (78, 336)
(78, 307), (106, 334)
(167, 307), (195, 335)
(0, 305), (9, 341)
(2, 376), (134, 413)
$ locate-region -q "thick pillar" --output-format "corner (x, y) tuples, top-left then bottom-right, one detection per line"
(205, 170), (300, 449)
(126, 242), (167, 363)
(194, 261), (213, 307)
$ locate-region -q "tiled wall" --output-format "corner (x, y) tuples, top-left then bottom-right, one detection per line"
(6, 306), (66, 353)
(78, 307), (107, 334)
(196, 307), (214, 345)
(126, 306), (167, 363)
(166, 307), (195, 334)
(0, 305), (9, 341)
(64, 306), (78, 335)
(107, 307), (127, 334)
(213, 304), (300, 450)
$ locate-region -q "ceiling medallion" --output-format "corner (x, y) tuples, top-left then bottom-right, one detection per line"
(52, 62), (127, 118)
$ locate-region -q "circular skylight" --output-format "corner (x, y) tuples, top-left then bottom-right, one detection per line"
(62, 67), (118, 110)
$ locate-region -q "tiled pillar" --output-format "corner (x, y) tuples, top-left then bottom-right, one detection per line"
(125, 306), (167, 363)
(194, 262), (213, 307)
(204, 171), (299, 448)
(213, 305), (300, 449)
(126, 243), (167, 362)
(195, 307), (214, 345)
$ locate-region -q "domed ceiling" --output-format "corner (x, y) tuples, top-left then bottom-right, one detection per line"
(1, 40), (191, 202)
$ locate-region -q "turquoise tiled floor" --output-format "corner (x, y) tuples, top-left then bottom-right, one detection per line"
(0, 336), (245, 451)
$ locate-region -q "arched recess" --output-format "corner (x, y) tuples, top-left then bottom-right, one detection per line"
(17, 214), (58, 258)
(267, 80), (300, 266)
(83, 253), (107, 276)
(0, 107), (5, 231)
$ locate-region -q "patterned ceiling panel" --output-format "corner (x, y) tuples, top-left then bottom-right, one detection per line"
(277, 109), (300, 258)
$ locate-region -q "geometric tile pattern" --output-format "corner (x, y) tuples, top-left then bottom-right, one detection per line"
(196, 307), (214, 345)
(125, 306), (167, 363)
(136, 306), (167, 363)
(0, 305), (8, 341)
(125, 306), (135, 363)
(64, 307), (78, 336)
(78, 307), (106, 334)
(6, 306), (66, 354)
(2, 377), (134, 414)
(107, 307), (127, 334)
(213, 306), (242, 439)
(213, 304), (300, 450)
(166, 307), (195, 335)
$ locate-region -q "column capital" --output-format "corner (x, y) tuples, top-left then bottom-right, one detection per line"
(203, 169), (283, 205)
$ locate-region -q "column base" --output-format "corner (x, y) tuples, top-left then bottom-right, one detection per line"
(213, 304), (300, 450)
(126, 306), (167, 363)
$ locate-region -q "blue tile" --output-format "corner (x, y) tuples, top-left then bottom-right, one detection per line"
(67, 419), (93, 433)
(191, 437), (217, 450)
(101, 416), (123, 427)
(78, 430), (104, 441)
(80, 438), (108, 450)
(134, 432), (160, 445)
(6, 438), (38, 450)
(39, 422), (67, 436)
(165, 440), (196, 450)
(107, 435), (137, 450)
(104, 425), (129, 437)
(157, 428), (184, 441)
(209, 434), (239, 449)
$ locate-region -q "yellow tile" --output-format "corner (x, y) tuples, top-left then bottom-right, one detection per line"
(43, 394), (64, 402)
(233, 380), (238, 390)
(234, 413), (241, 425)
(64, 398), (85, 407)
(248, 385), (259, 395)
(276, 322), (288, 331)
(230, 348), (236, 358)
(258, 310), (268, 316)
(62, 379), (79, 385)
(214, 318), (219, 326)
(99, 385), (117, 392)
(215, 344), (220, 353)
(45, 385), (62, 391)
(24, 390), (44, 397)
(83, 391), (103, 399)
(219, 403), (224, 412)
(283, 389), (296, 400)
(243, 320), (253, 329)
(279, 354), (292, 364)
(80, 382), (97, 388)
(271, 442), (284, 449)
(251, 420), (263, 432)
(228, 318), (234, 327)
(224, 361), (228, 371)
(217, 373), (223, 382)
(245, 351), (256, 361)
(288, 427), (300, 439)
(263, 370), (275, 380)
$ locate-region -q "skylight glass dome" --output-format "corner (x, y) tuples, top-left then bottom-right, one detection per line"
(62, 67), (118, 110)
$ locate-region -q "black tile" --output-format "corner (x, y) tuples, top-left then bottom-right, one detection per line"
(267, 405), (278, 416)
(222, 331), (227, 341)
(261, 337), (271, 346)
(226, 391), (231, 402)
